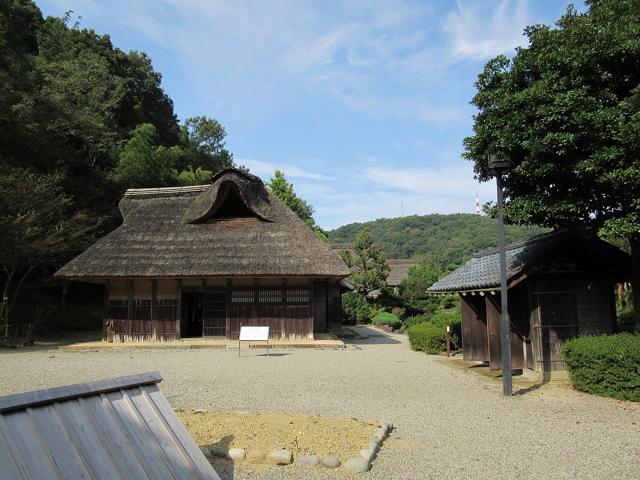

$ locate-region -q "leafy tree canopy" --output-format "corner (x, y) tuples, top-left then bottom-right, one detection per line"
(329, 214), (545, 268)
(0, 1), (235, 330)
(113, 123), (181, 188)
(267, 169), (328, 241)
(178, 116), (233, 173)
(0, 168), (93, 317)
(463, 0), (640, 328)
(340, 228), (389, 295)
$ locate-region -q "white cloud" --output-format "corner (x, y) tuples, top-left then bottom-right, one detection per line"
(238, 158), (334, 181)
(444, 0), (531, 61)
(365, 164), (494, 198)
(44, 0), (541, 124)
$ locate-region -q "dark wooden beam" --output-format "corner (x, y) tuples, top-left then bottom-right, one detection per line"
(151, 279), (157, 321)
(128, 279), (134, 338)
(103, 279), (110, 342)
(176, 279), (182, 339)
(127, 279), (134, 320)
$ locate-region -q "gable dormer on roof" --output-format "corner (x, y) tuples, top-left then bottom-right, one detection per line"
(183, 169), (273, 224)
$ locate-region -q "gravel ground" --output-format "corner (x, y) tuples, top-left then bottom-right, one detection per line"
(1, 327), (638, 479)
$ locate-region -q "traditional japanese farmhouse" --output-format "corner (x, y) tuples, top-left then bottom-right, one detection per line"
(55, 169), (350, 342)
(427, 231), (629, 373)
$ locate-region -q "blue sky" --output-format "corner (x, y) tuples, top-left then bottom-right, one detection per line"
(38, 0), (584, 229)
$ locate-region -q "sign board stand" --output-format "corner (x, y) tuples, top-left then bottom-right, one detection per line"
(238, 326), (270, 357)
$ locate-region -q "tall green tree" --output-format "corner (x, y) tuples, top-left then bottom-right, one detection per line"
(113, 123), (180, 188)
(178, 116), (234, 172)
(464, 0), (640, 329)
(340, 228), (389, 295)
(267, 169), (327, 241)
(401, 261), (441, 312)
(0, 168), (92, 321)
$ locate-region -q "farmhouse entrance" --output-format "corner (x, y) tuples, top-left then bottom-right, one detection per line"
(203, 293), (227, 336)
(182, 291), (228, 338)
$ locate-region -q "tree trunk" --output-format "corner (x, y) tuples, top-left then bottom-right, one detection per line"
(632, 235), (640, 332)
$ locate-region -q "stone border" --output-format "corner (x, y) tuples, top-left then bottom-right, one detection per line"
(344, 422), (393, 473)
(201, 421), (393, 474)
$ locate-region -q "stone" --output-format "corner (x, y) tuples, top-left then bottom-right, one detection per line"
(246, 450), (266, 464)
(227, 448), (246, 462)
(321, 454), (341, 468)
(369, 440), (380, 451)
(294, 455), (321, 467)
(360, 449), (375, 461)
(266, 450), (293, 465)
(345, 456), (370, 473)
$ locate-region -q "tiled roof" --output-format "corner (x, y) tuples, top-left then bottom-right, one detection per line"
(427, 231), (628, 293)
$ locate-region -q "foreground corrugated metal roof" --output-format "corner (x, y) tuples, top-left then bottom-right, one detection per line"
(0, 372), (219, 480)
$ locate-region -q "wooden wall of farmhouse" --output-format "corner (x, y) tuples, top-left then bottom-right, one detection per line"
(104, 279), (180, 342)
(228, 304), (313, 340)
(530, 275), (615, 372)
(104, 277), (342, 342)
(460, 295), (488, 362)
(484, 289), (526, 370)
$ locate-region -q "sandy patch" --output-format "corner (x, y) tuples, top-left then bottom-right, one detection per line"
(177, 410), (379, 457)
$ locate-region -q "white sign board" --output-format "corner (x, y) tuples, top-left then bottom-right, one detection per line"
(239, 326), (269, 341)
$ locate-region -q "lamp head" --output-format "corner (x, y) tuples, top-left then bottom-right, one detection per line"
(487, 153), (511, 176)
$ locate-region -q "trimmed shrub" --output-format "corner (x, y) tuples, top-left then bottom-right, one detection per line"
(406, 308), (462, 353)
(404, 314), (431, 328)
(407, 323), (448, 354)
(342, 292), (370, 325)
(562, 333), (640, 402)
(371, 311), (402, 329)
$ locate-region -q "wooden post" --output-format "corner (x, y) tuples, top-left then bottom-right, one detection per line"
(324, 278), (329, 332)
(62, 280), (68, 308)
(176, 279), (182, 339)
(103, 279), (110, 342)
(127, 279), (134, 339)
(446, 325), (451, 357)
(151, 279), (157, 341)
(226, 279), (231, 339)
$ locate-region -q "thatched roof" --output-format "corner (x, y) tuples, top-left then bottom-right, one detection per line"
(386, 259), (418, 287)
(56, 169), (349, 279)
(427, 231), (629, 293)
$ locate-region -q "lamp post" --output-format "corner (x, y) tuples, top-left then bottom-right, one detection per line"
(488, 153), (512, 397)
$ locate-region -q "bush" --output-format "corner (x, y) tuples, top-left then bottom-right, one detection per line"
(371, 311), (402, 328)
(562, 333), (640, 402)
(404, 314), (430, 328)
(342, 292), (371, 325)
(406, 308), (462, 354)
(407, 323), (448, 354)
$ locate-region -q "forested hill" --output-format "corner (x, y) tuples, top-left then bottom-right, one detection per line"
(328, 214), (546, 268)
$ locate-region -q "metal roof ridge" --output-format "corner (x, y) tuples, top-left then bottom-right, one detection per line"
(124, 184), (210, 197)
(0, 371), (162, 413)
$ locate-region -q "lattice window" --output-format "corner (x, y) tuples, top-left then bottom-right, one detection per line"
(231, 289), (255, 304)
(156, 300), (177, 320)
(286, 288), (310, 304)
(106, 300), (128, 320)
(258, 289), (283, 304)
(131, 299), (151, 320)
